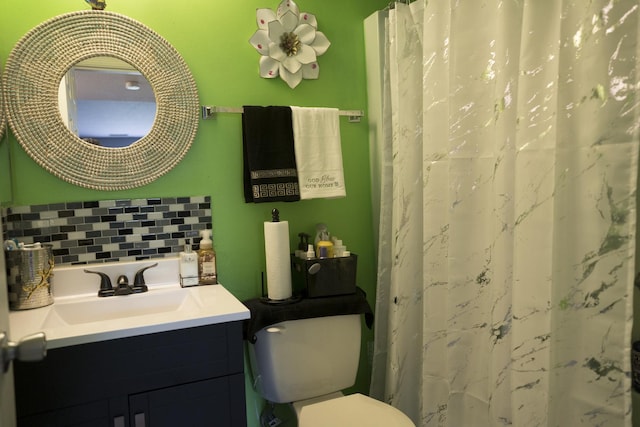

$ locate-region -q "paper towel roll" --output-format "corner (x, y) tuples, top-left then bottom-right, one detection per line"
(264, 220), (293, 300)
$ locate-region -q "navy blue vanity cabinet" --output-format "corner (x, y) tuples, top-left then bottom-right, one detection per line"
(13, 322), (247, 427)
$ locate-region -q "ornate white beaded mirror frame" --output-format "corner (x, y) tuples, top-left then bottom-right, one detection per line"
(2, 11), (199, 190)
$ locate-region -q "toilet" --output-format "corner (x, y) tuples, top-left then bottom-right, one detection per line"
(248, 313), (415, 426)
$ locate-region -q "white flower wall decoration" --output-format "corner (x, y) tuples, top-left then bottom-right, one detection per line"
(249, 0), (331, 89)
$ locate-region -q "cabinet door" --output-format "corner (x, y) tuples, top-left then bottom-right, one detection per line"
(129, 374), (246, 427)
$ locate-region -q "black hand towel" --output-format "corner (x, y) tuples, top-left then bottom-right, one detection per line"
(242, 106), (300, 203)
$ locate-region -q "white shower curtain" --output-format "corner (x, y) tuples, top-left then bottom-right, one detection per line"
(366, 1), (639, 426)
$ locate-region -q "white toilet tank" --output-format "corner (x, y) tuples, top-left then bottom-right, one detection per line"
(249, 314), (361, 403)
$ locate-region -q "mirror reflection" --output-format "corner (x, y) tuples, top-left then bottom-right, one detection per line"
(59, 57), (156, 148)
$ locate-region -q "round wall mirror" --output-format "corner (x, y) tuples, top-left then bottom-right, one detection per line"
(2, 11), (199, 190)
(0, 63), (5, 138)
(60, 57), (156, 148)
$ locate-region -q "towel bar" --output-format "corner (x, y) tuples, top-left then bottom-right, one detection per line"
(200, 105), (364, 123)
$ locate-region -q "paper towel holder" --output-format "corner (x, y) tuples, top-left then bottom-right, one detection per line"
(259, 270), (302, 305)
(259, 295), (302, 305)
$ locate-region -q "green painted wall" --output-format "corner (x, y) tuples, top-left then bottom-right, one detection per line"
(0, 1), (388, 425)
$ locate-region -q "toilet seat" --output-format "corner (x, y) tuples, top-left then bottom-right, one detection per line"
(296, 393), (415, 427)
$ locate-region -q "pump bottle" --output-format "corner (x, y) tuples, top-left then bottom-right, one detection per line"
(198, 230), (217, 285)
(179, 238), (199, 287)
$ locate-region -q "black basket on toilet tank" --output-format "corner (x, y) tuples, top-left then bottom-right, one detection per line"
(291, 253), (357, 298)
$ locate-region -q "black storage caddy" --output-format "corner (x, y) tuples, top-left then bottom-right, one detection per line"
(291, 253), (357, 297)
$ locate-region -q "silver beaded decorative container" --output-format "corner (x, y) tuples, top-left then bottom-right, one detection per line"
(5, 245), (54, 310)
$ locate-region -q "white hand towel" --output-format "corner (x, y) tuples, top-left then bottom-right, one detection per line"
(291, 106), (346, 199)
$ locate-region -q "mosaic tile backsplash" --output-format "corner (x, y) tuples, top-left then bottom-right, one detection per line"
(2, 196), (212, 266)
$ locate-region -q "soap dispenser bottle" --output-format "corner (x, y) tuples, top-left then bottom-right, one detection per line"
(179, 238), (199, 287)
(198, 230), (217, 285)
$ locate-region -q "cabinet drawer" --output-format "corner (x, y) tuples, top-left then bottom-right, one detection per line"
(16, 400), (110, 427)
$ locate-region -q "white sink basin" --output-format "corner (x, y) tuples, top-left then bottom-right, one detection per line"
(42, 288), (199, 327)
(9, 258), (250, 349)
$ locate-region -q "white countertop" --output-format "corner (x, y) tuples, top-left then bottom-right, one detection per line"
(9, 258), (250, 349)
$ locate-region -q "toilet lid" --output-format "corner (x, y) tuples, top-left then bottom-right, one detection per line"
(298, 393), (415, 427)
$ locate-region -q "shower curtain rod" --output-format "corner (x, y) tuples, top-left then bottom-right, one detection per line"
(200, 105), (364, 122)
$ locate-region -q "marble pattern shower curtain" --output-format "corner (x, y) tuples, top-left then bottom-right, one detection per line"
(368, 1), (639, 426)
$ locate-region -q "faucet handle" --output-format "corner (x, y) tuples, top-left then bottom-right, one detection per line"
(133, 262), (158, 292)
(84, 270), (114, 297)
